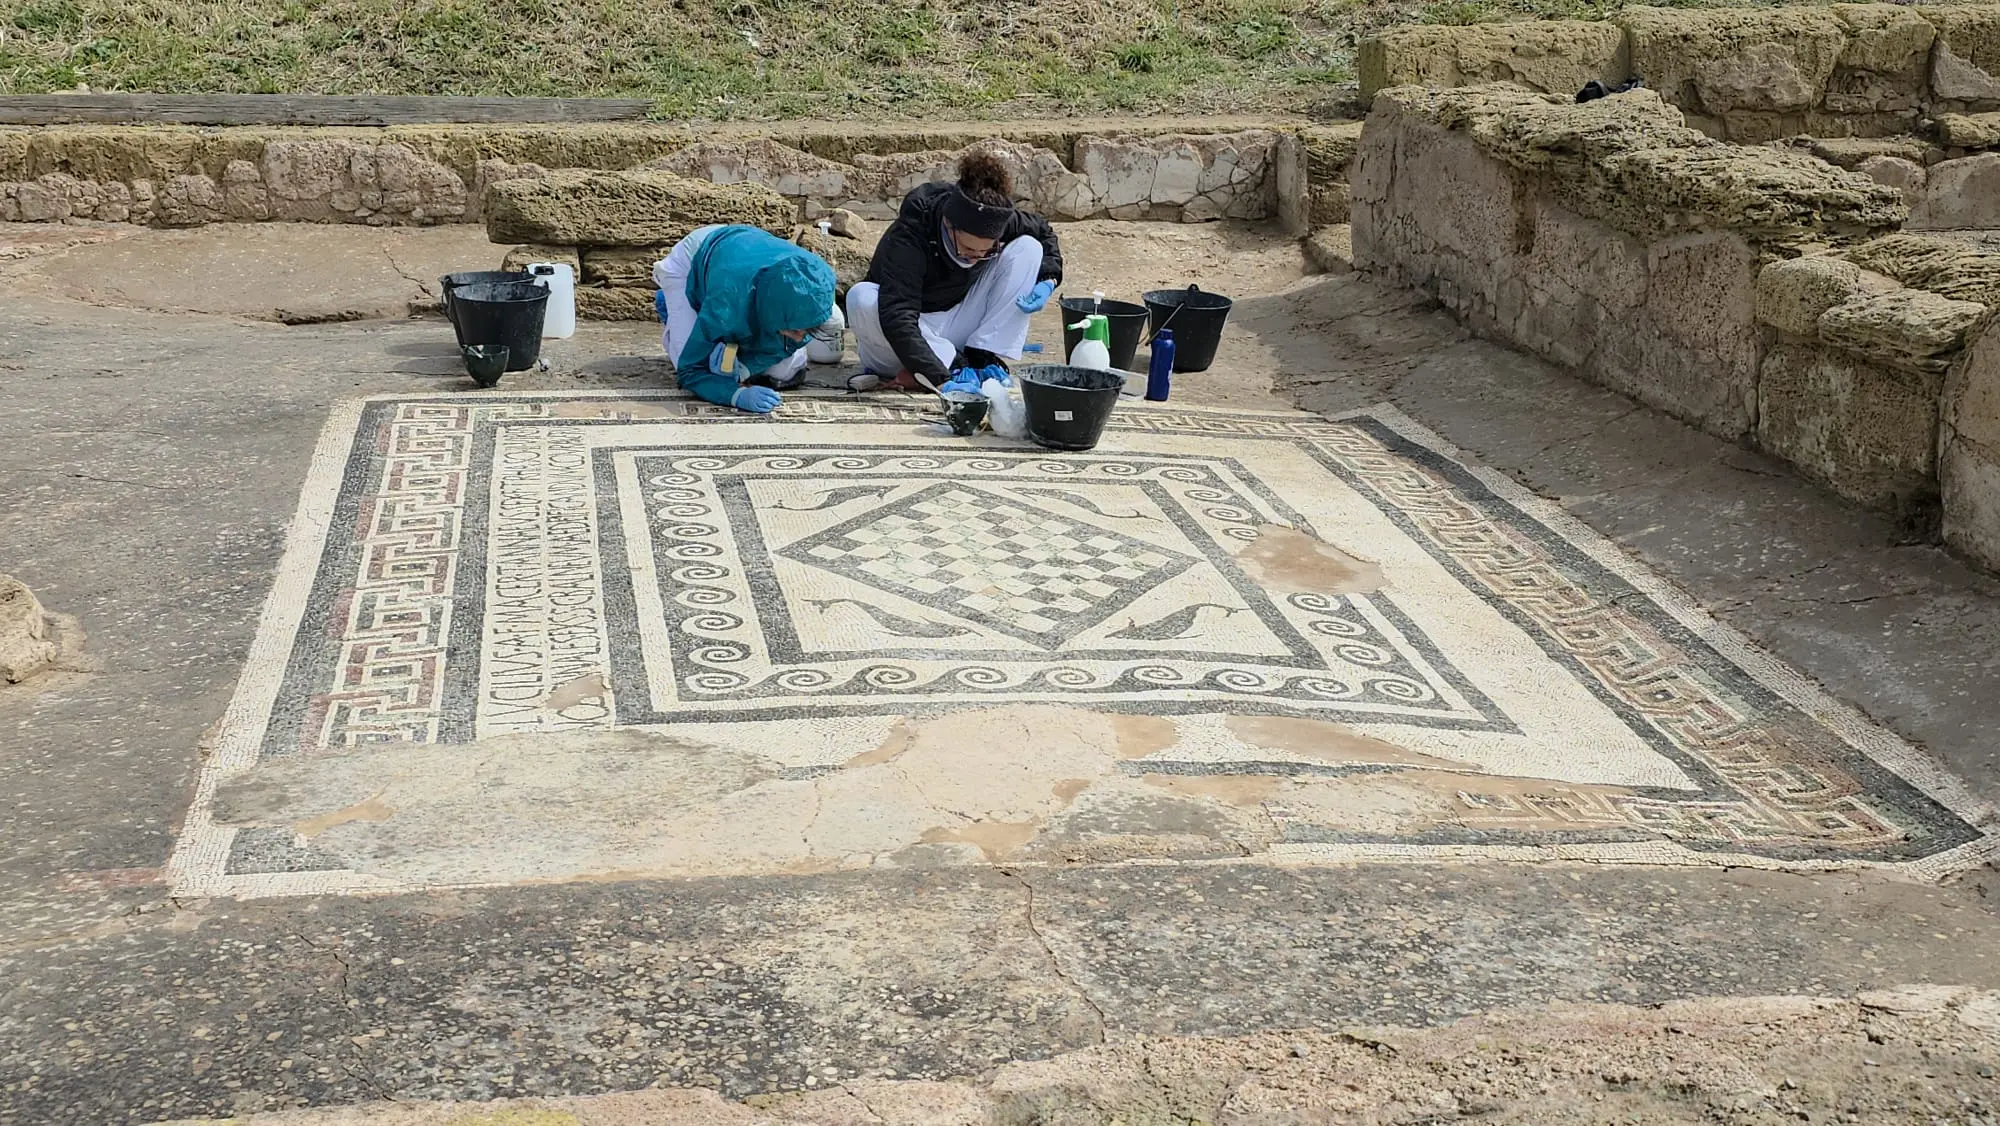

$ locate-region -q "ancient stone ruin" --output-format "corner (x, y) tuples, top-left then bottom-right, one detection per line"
(1343, 4), (2000, 572)
(0, 3), (1996, 574)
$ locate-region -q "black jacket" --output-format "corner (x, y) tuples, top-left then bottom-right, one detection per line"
(863, 182), (1064, 383)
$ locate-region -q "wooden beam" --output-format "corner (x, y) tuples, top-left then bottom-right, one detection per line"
(0, 95), (658, 127)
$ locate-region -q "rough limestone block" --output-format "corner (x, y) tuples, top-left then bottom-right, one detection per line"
(643, 139), (856, 205)
(1498, 201), (1644, 371)
(1756, 342), (1942, 510)
(1907, 154), (2000, 230)
(580, 245), (673, 289)
(1384, 86), (1905, 251)
(1807, 135), (1935, 169)
(1309, 183), (1353, 226)
(500, 245), (581, 276)
(1942, 320), (2000, 568)
(1350, 95), (1528, 323)
(792, 227), (873, 297)
(469, 157), (547, 224)
(1846, 233), (2000, 308)
(153, 173), (224, 228)
(1151, 141), (1204, 206)
(1303, 225), (1354, 275)
(258, 137), (344, 220)
(485, 170), (794, 247)
(573, 286), (660, 321)
(1357, 21), (1630, 98)
(1525, 201), (1649, 312)
(1936, 112), (2000, 150)
(369, 143), (467, 222)
(0, 575), (58, 684)
(1616, 7), (1848, 117)
(1817, 288), (1989, 371)
(92, 180), (131, 223)
(1079, 137), (1160, 212)
(1925, 6), (2000, 108)
(12, 179), (60, 222)
(1275, 133), (1307, 236)
(1855, 154), (1927, 205)
(1755, 255), (1896, 336)
(1825, 4), (1937, 114)
(1630, 230), (1763, 437)
(826, 208), (869, 239)
(1301, 122), (1366, 183)
(220, 158), (269, 221)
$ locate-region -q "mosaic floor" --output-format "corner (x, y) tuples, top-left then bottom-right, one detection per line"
(169, 393), (1996, 897)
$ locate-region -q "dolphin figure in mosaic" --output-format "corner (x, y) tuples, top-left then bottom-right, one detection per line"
(1108, 603), (1245, 641)
(1011, 487), (1151, 521)
(774, 485), (899, 511)
(808, 598), (974, 639)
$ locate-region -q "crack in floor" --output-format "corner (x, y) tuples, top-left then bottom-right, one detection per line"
(999, 867), (1109, 1045)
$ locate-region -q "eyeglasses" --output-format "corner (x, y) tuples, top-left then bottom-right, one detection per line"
(943, 221), (1001, 263)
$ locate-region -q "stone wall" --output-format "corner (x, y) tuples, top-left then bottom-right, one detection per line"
(1351, 84), (1905, 439)
(0, 120), (1299, 230)
(1358, 4), (2000, 144)
(1351, 81), (2000, 569)
(1792, 119), (2000, 232)
(1754, 239), (1991, 513)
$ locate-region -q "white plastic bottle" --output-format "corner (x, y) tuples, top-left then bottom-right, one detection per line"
(527, 262), (577, 339)
(1066, 314), (1112, 371)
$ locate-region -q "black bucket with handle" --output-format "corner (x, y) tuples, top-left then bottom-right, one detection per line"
(1018, 364), (1124, 452)
(1142, 285), (1234, 373)
(451, 281), (549, 372)
(1058, 297), (1149, 371)
(440, 269), (529, 345)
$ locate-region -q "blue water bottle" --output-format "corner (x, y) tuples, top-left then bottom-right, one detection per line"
(1146, 329), (1174, 401)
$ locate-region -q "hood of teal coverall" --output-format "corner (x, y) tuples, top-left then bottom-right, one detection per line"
(677, 226), (837, 378)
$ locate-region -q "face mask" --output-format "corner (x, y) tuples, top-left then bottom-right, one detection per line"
(940, 216), (984, 269)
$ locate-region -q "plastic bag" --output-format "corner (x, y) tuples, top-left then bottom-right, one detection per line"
(982, 377), (1026, 440)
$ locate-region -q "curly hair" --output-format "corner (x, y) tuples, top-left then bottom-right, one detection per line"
(957, 151), (1013, 207)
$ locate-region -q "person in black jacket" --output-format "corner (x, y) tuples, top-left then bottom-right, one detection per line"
(845, 151), (1064, 393)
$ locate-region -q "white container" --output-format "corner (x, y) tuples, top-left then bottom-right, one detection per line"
(1066, 338), (1110, 370)
(527, 262), (576, 339)
(806, 303), (846, 364)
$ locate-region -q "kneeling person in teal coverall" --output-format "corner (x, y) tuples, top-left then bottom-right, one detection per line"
(652, 225), (838, 414)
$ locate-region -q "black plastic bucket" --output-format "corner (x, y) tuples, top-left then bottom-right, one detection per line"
(1018, 364), (1124, 452)
(440, 270), (529, 345)
(1142, 285), (1234, 373)
(452, 281), (548, 372)
(1058, 297), (1149, 371)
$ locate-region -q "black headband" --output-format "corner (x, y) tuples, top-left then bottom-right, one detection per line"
(943, 185), (1013, 239)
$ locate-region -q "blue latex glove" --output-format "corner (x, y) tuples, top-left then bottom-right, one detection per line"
(654, 288), (669, 324)
(939, 374), (982, 396)
(1016, 280), (1055, 314)
(731, 386), (782, 414)
(977, 363), (1012, 386)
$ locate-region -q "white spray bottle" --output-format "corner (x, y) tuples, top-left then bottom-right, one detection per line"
(1066, 314), (1113, 372)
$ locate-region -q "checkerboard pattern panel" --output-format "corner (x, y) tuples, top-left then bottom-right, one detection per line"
(790, 485), (1193, 643)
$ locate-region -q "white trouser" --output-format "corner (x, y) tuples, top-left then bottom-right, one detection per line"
(653, 226), (810, 385)
(846, 236), (1043, 375)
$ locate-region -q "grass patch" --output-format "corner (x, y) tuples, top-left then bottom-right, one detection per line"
(0, 0), (1852, 120)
